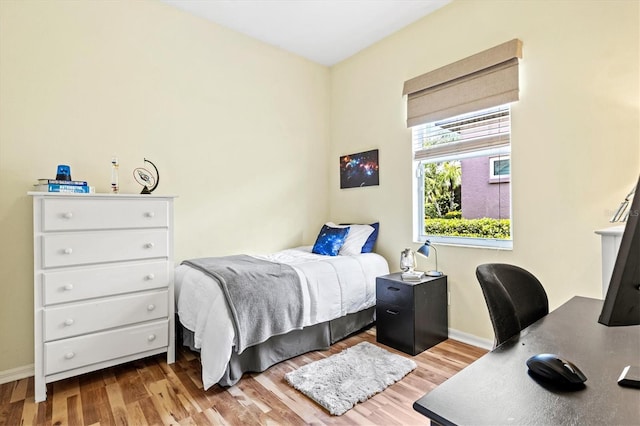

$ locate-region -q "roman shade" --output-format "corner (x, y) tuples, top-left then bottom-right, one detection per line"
(404, 39), (523, 127)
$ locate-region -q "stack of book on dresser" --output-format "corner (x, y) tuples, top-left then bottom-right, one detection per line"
(33, 178), (90, 194)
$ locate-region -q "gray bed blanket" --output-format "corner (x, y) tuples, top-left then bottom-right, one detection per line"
(181, 255), (303, 354)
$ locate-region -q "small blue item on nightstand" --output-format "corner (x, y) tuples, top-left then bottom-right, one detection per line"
(55, 165), (71, 181)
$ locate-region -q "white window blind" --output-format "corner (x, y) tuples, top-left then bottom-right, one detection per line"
(413, 105), (511, 162)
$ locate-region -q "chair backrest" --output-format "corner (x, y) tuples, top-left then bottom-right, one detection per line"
(475, 263), (549, 347)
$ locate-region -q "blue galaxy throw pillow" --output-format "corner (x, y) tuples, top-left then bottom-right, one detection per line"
(312, 224), (350, 256)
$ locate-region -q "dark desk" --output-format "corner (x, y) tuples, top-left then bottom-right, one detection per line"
(414, 297), (640, 425)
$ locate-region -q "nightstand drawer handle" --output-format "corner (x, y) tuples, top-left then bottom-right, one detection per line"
(144, 242), (154, 249)
(145, 273), (155, 281)
(62, 212), (73, 219)
(64, 318), (74, 326)
(147, 304), (155, 311)
(144, 211), (155, 218)
(387, 286), (400, 292)
(64, 352), (75, 360)
(386, 309), (399, 315)
(63, 248), (73, 255)
(64, 284), (74, 291)
(147, 334), (156, 342)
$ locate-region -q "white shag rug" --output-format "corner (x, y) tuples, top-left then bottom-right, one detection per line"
(284, 341), (417, 416)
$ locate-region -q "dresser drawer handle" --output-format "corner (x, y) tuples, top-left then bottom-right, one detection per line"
(64, 352), (75, 360)
(145, 273), (155, 281)
(144, 211), (155, 218)
(147, 304), (156, 311)
(147, 334), (156, 342)
(144, 243), (154, 249)
(61, 212), (73, 219)
(387, 286), (400, 292)
(64, 283), (74, 291)
(63, 248), (73, 255)
(64, 318), (75, 326)
(386, 309), (399, 315)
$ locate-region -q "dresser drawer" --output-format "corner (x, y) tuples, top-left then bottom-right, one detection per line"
(42, 229), (168, 268)
(376, 278), (414, 306)
(41, 198), (169, 231)
(45, 319), (168, 375)
(44, 290), (168, 341)
(42, 261), (169, 305)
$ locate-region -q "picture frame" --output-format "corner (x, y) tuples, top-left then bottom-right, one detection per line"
(340, 149), (379, 189)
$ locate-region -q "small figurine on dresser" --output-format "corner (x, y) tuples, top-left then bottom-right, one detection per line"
(133, 158), (160, 194)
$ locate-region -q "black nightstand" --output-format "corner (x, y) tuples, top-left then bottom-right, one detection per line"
(376, 272), (448, 355)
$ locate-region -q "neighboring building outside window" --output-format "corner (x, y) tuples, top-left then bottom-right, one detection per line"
(413, 105), (513, 249)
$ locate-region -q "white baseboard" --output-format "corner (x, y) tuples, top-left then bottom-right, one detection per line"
(0, 364), (34, 385)
(448, 328), (493, 351)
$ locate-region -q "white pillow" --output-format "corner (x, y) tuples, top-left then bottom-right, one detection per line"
(326, 222), (375, 256)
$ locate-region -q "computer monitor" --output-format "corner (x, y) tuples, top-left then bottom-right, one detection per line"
(598, 174), (640, 326)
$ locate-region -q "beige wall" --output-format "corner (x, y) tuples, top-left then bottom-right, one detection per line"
(0, 0), (638, 375)
(330, 0), (639, 340)
(0, 0), (330, 372)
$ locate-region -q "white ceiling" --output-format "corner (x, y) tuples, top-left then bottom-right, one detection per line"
(160, 0), (451, 66)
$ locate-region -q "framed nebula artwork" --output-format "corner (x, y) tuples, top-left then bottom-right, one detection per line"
(339, 149), (379, 189)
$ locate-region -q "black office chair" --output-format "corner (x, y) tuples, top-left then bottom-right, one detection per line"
(475, 263), (549, 347)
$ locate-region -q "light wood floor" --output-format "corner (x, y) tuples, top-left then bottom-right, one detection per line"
(0, 327), (486, 425)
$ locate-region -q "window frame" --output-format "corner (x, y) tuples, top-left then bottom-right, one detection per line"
(413, 109), (514, 250)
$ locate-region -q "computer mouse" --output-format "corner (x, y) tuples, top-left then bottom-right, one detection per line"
(526, 353), (587, 385)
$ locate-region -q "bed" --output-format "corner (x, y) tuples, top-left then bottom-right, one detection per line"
(174, 222), (388, 389)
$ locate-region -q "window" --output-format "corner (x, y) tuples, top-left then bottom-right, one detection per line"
(489, 155), (510, 181)
(413, 105), (513, 248)
(403, 39), (522, 249)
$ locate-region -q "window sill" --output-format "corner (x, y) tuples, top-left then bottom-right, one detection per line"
(416, 235), (513, 250)
(488, 177), (510, 184)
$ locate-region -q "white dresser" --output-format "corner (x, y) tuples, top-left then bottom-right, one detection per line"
(29, 193), (176, 402)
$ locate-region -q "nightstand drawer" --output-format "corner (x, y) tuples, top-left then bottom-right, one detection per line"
(42, 261), (170, 305)
(45, 319), (168, 375)
(376, 303), (414, 355)
(44, 290), (168, 341)
(42, 229), (169, 268)
(376, 278), (413, 306)
(42, 198), (169, 231)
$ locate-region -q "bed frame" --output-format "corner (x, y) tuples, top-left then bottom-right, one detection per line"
(179, 307), (375, 386)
